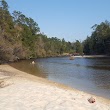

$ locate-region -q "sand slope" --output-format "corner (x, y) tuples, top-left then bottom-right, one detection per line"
(0, 65), (110, 110)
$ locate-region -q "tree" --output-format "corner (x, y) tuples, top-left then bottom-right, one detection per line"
(73, 40), (83, 55)
(83, 21), (110, 55)
(0, 0), (88, 63)
(0, 0), (8, 10)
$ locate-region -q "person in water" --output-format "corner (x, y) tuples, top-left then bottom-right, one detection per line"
(31, 61), (35, 64)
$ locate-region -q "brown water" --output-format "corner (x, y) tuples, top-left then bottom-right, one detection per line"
(9, 57), (110, 99)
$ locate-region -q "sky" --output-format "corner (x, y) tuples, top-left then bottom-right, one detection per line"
(6, 0), (110, 42)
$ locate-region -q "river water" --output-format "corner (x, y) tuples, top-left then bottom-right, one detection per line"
(10, 57), (110, 99)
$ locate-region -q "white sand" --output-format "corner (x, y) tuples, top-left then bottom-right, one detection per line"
(0, 65), (110, 110)
(74, 55), (110, 58)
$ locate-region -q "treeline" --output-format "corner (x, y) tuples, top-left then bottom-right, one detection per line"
(1, 1), (109, 63)
(0, 0), (84, 63)
(83, 21), (110, 55)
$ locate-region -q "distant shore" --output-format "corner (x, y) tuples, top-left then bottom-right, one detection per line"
(0, 65), (110, 110)
(74, 55), (110, 58)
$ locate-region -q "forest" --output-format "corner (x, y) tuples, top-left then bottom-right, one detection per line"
(83, 21), (110, 55)
(0, 0), (110, 63)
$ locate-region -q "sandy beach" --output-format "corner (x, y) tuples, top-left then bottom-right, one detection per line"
(0, 65), (110, 110)
(74, 55), (110, 58)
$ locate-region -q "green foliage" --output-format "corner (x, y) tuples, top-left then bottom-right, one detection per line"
(0, 0), (75, 62)
(1, 0), (100, 63)
(1, 0), (110, 63)
(0, 0), (8, 10)
(72, 40), (83, 55)
(83, 21), (110, 55)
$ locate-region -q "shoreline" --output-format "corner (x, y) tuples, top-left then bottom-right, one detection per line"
(74, 55), (110, 58)
(0, 64), (110, 110)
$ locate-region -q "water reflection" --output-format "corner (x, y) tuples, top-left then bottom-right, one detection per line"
(10, 57), (110, 99)
(9, 60), (47, 78)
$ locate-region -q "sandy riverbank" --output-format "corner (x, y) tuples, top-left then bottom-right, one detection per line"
(74, 55), (110, 58)
(0, 65), (110, 110)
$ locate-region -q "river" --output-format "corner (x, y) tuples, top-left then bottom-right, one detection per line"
(9, 56), (110, 99)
